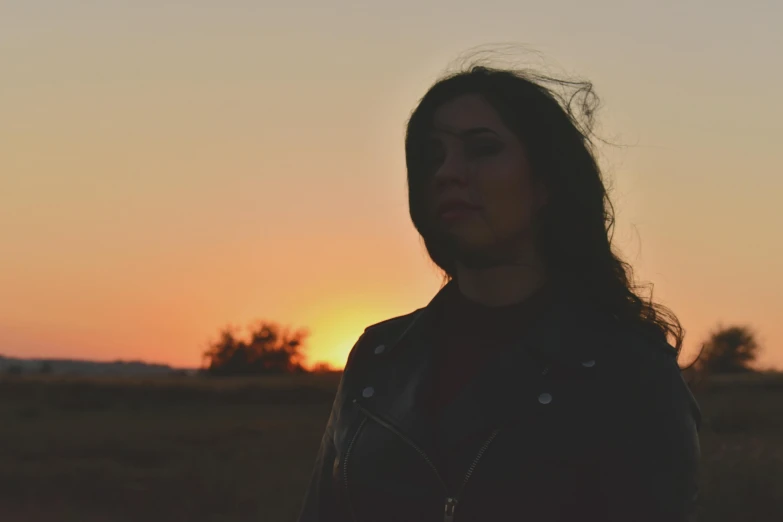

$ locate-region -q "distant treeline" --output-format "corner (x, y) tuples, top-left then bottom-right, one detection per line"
(0, 356), (193, 377)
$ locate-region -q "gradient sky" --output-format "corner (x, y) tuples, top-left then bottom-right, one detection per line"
(2, 1), (781, 370)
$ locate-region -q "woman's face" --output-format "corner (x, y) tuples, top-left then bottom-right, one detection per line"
(421, 93), (547, 262)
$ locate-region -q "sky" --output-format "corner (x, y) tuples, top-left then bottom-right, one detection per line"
(1, 1), (781, 371)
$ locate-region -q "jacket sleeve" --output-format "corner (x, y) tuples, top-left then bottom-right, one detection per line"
(295, 418), (340, 522)
(596, 343), (702, 522)
(296, 334), (364, 522)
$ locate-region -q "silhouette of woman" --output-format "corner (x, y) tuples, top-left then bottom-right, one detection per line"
(297, 64), (701, 522)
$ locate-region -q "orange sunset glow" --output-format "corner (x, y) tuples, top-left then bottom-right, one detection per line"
(1, 3), (782, 372)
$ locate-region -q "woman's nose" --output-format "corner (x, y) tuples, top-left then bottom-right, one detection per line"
(432, 151), (469, 187)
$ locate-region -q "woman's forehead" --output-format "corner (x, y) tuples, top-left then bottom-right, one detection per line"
(426, 95), (506, 138)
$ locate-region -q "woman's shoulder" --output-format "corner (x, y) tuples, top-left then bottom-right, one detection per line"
(605, 322), (682, 378)
(599, 321), (702, 430)
(363, 309), (423, 338)
(340, 308), (424, 368)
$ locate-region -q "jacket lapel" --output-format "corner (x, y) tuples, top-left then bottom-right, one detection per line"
(354, 281), (453, 453)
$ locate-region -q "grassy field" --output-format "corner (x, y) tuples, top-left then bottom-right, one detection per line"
(1, 371), (782, 521)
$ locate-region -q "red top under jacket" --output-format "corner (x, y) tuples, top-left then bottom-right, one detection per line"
(426, 281), (555, 487)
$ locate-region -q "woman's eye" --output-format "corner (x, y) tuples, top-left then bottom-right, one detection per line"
(466, 140), (503, 157)
(417, 143), (444, 167)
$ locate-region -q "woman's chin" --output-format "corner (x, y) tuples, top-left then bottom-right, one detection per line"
(445, 234), (501, 259)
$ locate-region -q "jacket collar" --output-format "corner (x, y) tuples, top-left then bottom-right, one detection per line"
(355, 278), (616, 456)
(381, 278), (612, 367)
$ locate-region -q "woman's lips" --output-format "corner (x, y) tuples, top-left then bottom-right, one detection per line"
(438, 205), (478, 222)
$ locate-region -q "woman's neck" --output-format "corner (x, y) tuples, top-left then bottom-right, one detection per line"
(453, 263), (548, 307)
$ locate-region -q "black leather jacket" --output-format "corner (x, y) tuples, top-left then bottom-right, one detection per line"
(297, 281), (702, 522)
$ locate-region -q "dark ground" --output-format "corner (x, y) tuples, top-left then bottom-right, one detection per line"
(1, 371), (781, 521)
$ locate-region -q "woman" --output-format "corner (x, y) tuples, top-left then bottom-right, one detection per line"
(297, 64), (701, 522)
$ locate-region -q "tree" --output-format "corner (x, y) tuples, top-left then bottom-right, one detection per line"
(202, 320), (309, 376)
(311, 362), (337, 373)
(696, 324), (761, 374)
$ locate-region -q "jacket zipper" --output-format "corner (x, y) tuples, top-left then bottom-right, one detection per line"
(445, 427), (501, 521)
(352, 399), (501, 522)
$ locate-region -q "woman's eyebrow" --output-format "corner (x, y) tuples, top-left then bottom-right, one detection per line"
(429, 126), (500, 139)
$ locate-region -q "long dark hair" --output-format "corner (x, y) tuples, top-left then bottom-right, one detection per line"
(404, 63), (685, 354)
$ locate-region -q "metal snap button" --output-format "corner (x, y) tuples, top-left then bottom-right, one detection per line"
(374, 344), (386, 355)
(582, 359), (596, 368)
(362, 386), (375, 398)
(538, 392), (552, 405)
